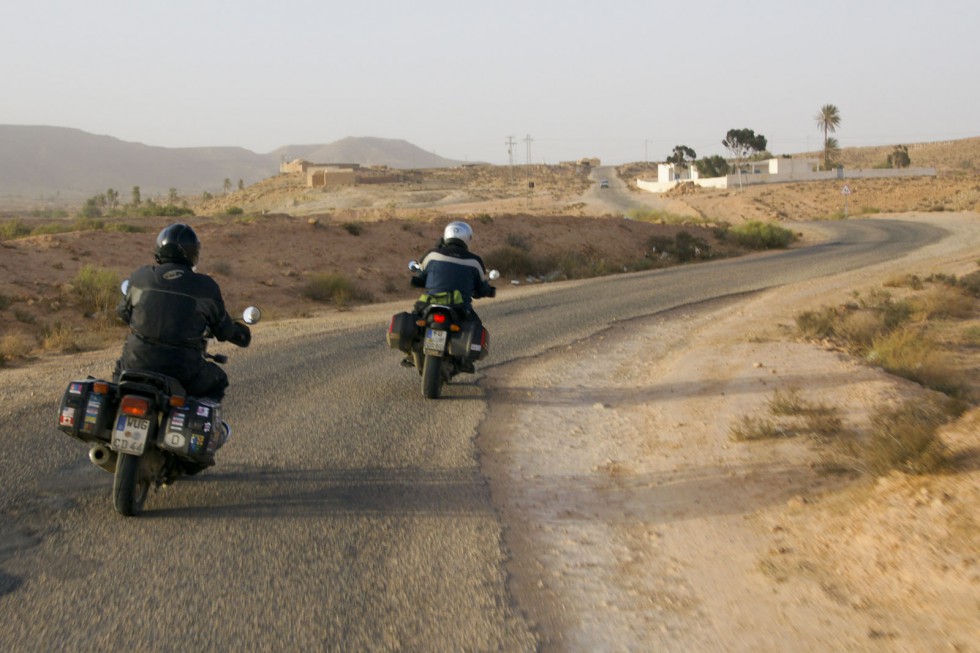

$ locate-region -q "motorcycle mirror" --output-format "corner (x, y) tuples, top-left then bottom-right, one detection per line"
(408, 260), (422, 273)
(488, 269), (500, 281)
(120, 279), (130, 295)
(242, 306), (262, 325)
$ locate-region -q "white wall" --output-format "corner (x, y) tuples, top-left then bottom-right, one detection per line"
(638, 159), (936, 194)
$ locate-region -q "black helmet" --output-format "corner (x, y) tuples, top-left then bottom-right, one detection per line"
(155, 223), (200, 266)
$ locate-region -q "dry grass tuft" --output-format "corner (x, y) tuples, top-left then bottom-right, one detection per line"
(0, 333), (35, 363)
(912, 285), (975, 320)
(861, 400), (959, 476)
(729, 414), (784, 441)
(868, 328), (967, 397)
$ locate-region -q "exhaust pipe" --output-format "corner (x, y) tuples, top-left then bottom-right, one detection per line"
(88, 443), (118, 473)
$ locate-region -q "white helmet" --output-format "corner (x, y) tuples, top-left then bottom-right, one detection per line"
(443, 221), (473, 246)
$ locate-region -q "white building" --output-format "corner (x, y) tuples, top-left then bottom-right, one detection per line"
(637, 158), (936, 193)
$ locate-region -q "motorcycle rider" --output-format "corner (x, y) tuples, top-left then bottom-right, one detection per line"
(407, 220), (495, 372)
(113, 223), (251, 401)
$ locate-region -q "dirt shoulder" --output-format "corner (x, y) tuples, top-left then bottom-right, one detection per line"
(479, 213), (980, 651)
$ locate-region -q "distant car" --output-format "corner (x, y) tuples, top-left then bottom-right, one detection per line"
(599, 179), (609, 188)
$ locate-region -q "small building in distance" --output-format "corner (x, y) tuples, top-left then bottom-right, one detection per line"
(637, 157), (936, 193)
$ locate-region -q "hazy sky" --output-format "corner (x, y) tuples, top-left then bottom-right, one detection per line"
(2, 0), (977, 165)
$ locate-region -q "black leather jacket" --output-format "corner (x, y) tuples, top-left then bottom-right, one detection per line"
(115, 262), (239, 380)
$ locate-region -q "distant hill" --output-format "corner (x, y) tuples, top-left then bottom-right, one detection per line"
(0, 126), (463, 203)
(270, 136), (464, 170)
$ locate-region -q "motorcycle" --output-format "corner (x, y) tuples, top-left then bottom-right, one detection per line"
(387, 261), (499, 399)
(56, 287), (261, 516)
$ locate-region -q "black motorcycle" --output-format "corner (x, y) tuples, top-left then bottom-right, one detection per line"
(387, 261), (498, 399)
(57, 297), (261, 516)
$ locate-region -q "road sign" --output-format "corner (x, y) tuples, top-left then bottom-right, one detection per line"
(841, 185), (852, 195)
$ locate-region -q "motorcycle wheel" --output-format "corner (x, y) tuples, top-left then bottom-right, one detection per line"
(422, 354), (443, 399)
(113, 453), (150, 516)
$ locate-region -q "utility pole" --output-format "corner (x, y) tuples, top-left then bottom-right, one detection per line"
(505, 135), (516, 184)
(524, 134), (533, 208)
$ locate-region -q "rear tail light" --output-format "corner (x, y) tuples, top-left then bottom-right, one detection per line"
(120, 395), (151, 418)
(432, 312), (448, 325)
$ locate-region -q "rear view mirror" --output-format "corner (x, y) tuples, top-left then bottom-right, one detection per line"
(488, 270), (500, 281)
(408, 260), (422, 273)
(242, 306), (262, 325)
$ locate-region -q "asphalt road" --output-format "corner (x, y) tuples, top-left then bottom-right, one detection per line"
(0, 218), (948, 651)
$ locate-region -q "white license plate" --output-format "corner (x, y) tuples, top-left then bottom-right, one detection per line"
(424, 328), (448, 355)
(112, 414), (151, 455)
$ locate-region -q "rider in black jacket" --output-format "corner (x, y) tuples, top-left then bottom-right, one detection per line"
(113, 223), (250, 401)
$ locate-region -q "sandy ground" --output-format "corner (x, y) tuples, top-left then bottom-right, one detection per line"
(480, 213), (980, 651)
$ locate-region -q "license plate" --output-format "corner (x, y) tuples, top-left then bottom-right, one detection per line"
(112, 414), (151, 455)
(423, 328), (448, 356)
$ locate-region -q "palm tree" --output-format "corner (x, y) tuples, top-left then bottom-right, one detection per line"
(815, 104), (841, 170)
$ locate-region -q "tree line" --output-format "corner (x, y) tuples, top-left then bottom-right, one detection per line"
(663, 105), (912, 180)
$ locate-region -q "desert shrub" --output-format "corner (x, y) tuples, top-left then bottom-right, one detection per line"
(342, 222), (362, 236)
(71, 265), (121, 318)
(856, 290), (913, 330)
(673, 231), (709, 262)
(644, 232), (709, 262)
(30, 208), (69, 219)
(0, 332), (35, 361)
(795, 305), (841, 339)
(39, 322), (81, 353)
(729, 415), (783, 441)
(0, 294), (11, 311)
(550, 250), (612, 279)
(29, 222), (73, 236)
(868, 328), (966, 396)
(625, 207), (698, 224)
(13, 308), (35, 324)
(962, 325), (980, 346)
(0, 220), (32, 240)
(767, 387), (810, 416)
(863, 401), (954, 476)
(883, 274), (923, 290)
(226, 206), (244, 215)
(913, 285), (975, 320)
(728, 221), (795, 249)
(105, 222), (145, 233)
(301, 272), (365, 309)
(485, 246), (549, 278)
(926, 272), (958, 287)
(505, 232), (531, 251)
(836, 309), (889, 348)
(765, 388), (844, 439)
(955, 269), (980, 297)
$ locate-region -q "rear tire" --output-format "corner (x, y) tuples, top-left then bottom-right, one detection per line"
(113, 453), (149, 516)
(422, 354), (443, 399)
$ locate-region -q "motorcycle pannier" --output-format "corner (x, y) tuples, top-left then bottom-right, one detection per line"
(159, 397), (224, 461)
(387, 312), (417, 352)
(449, 320), (489, 361)
(58, 378), (112, 442)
